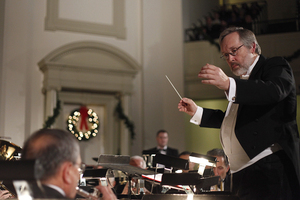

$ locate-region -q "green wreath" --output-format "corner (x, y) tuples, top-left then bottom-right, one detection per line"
(67, 107), (99, 141)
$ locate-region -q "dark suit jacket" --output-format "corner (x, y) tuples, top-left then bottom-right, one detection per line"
(200, 55), (300, 184)
(30, 184), (66, 199)
(142, 147), (179, 157)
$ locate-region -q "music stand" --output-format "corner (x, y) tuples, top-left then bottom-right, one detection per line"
(153, 154), (189, 171)
(154, 153), (219, 194)
(161, 173), (219, 193)
(189, 153), (217, 176)
(83, 168), (109, 178)
(0, 160), (38, 200)
(81, 168), (109, 187)
(0, 160), (36, 181)
(98, 154), (155, 176)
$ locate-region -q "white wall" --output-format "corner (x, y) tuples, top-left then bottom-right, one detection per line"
(0, 0), (185, 156)
(1, 1), (135, 147)
(141, 1), (185, 154)
(0, 1), (5, 140)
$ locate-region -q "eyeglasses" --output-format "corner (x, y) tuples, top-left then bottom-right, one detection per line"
(220, 44), (244, 60)
(74, 162), (86, 174)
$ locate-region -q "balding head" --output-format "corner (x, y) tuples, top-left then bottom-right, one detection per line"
(22, 129), (80, 181)
(129, 156), (146, 169)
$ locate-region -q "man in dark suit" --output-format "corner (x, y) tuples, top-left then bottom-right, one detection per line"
(178, 27), (300, 199)
(142, 129), (178, 168)
(21, 129), (116, 199)
(142, 129), (179, 157)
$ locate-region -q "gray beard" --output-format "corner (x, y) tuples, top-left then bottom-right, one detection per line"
(232, 66), (248, 76)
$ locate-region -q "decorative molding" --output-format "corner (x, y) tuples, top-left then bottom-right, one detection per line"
(38, 41), (140, 95)
(45, 0), (126, 39)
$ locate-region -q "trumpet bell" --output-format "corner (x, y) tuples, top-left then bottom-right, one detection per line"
(0, 139), (22, 161)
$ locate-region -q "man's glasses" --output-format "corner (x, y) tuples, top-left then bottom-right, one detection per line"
(220, 44), (244, 60)
(74, 162), (86, 174)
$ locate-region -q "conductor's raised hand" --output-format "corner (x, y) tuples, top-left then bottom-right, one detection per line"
(178, 98), (198, 117)
(198, 63), (230, 91)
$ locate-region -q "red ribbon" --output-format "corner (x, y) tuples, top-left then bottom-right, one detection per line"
(79, 106), (89, 131)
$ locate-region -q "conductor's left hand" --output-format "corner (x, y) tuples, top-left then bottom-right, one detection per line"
(198, 63), (230, 92)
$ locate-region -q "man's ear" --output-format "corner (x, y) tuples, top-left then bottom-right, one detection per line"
(251, 42), (256, 53)
(226, 165), (230, 173)
(62, 162), (73, 184)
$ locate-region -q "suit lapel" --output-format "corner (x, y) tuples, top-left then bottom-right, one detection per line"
(248, 55), (266, 80)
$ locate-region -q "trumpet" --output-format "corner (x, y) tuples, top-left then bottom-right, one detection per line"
(76, 187), (100, 199)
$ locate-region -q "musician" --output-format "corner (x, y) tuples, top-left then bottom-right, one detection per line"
(129, 155), (147, 169)
(142, 129), (178, 158)
(121, 156), (150, 195)
(21, 128), (116, 200)
(178, 151), (196, 172)
(206, 148), (230, 191)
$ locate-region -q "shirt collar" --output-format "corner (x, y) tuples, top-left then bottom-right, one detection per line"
(241, 55), (260, 79)
(157, 146), (167, 150)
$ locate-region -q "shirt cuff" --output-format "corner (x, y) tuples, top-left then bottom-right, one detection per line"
(225, 77), (236, 102)
(190, 106), (203, 125)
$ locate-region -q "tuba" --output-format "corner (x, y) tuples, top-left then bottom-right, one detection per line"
(0, 139), (22, 198)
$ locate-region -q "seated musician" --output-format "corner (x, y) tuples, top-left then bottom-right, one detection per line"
(206, 148), (231, 191)
(21, 128), (117, 200)
(121, 156), (151, 195)
(142, 130), (178, 168)
(178, 151), (196, 173)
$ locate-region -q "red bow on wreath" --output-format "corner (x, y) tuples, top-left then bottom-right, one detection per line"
(79, 106), (89, 131)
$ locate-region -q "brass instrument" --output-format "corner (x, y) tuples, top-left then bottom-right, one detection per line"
(76, 187), (100, 199)
(0, 140), (22, 161)
(0, 139), (22, 198)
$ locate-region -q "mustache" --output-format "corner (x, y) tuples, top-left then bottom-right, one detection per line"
(230, 62), (239, 68)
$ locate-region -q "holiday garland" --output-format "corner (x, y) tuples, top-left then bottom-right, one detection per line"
(115, 97), (135, 140)
(43, 99), (61, 128)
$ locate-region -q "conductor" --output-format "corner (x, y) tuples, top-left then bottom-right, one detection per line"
(178, 27), (300, 200)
